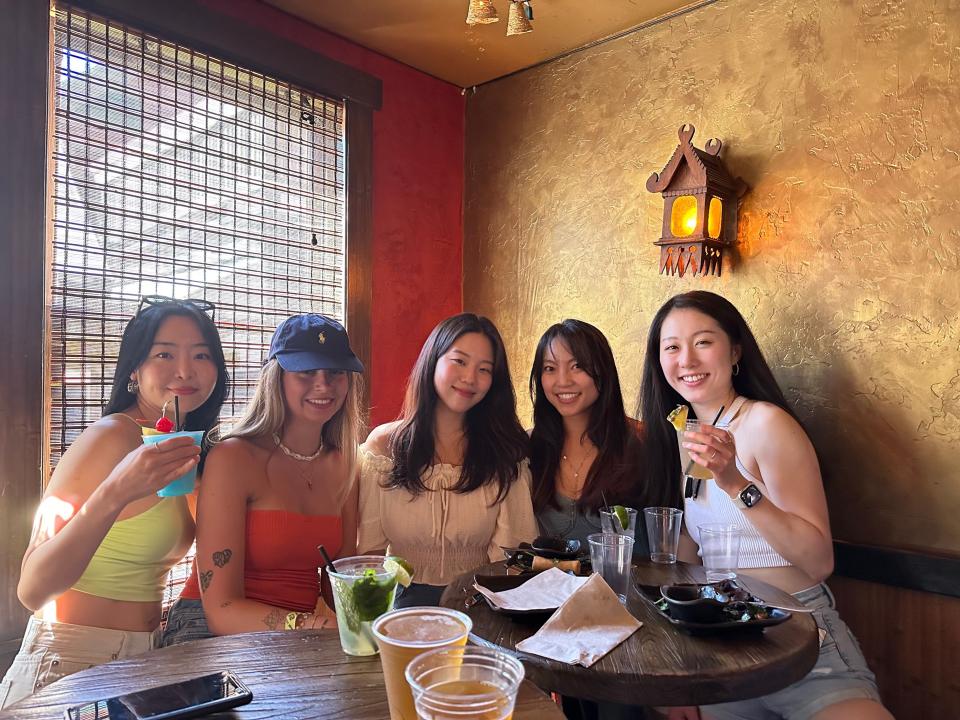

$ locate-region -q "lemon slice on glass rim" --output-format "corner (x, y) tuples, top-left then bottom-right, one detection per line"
(384, 556), (414, 587)
(666, 404), (689, 431)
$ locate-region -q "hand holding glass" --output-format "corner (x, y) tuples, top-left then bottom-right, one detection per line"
(141, 430), (204, 497)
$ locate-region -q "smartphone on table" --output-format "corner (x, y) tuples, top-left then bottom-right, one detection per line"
(64, 670), (253, 720)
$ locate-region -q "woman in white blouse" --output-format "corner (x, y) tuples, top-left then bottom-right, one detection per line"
(358, 313), (537, 606)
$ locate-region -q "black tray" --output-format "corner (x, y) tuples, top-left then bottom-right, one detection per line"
(636, 583), (791, 635)
(473, 573), (562, 619)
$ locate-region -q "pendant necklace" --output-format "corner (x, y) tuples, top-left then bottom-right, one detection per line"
(273, 433), (323, 489)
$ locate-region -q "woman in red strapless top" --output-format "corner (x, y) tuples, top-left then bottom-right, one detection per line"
(162, 314), (365, 644)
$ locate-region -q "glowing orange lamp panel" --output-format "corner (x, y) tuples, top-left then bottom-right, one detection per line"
(708, 197), (722, 239)
(670, 195), (698, 237)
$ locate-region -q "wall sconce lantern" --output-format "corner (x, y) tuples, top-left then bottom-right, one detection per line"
(646, 124), (747, 278)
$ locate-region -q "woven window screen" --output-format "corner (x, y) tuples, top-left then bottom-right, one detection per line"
(50, 5), (346, 609)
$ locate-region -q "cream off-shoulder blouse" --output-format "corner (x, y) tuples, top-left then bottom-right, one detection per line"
(357, 447), (538, 587)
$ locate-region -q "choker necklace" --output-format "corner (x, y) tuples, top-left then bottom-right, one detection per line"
(273, 433), (323, 462)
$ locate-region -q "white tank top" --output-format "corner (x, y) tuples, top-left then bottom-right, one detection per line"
(682, 398), (791, 569)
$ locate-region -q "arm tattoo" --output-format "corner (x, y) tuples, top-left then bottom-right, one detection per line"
(263, 607), (284, 630)
(220, 601), (232, 608)
(212, 549), (233, 568)
(199, 570), (213, 591)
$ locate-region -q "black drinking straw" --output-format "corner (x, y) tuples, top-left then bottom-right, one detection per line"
(318, 545), (337, 576)
(174, 395), (181, 431)
(682, 404), (726, 479)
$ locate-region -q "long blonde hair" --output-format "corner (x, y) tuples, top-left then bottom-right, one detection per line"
(218, 359), (363, 496)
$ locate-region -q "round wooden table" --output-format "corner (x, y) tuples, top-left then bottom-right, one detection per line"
(0, 630), (564, 719)
(441, 560), (819, 706)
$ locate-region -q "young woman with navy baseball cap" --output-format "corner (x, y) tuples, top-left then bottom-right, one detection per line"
(162, 314), (364, 644)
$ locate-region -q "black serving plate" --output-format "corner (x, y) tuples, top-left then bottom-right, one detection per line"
(530, 535), (581, 560)
(473, 573), (558, 619)
(637, 583), (791, 635)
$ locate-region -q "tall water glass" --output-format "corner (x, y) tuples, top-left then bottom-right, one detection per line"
(643, 507), (683, 564)
(698, 523), (741, 582)
(406, 646), (525, 720)
(587, 532), (634, 603)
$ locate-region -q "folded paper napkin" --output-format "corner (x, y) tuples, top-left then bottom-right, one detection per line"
(474, 567), (588, 611)
(515, 573), (641, 667)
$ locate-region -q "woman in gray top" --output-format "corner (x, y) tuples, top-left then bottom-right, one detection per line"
(529, 319), (682, 720)
(529, 319), (682, 559)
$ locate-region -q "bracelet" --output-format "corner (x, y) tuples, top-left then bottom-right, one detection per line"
(284, 611), (310, 630)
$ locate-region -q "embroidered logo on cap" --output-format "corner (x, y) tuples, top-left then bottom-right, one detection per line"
(318, 332), (326, 344)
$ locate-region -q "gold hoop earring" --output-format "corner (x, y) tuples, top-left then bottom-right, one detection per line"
(732, 363), (740, 377)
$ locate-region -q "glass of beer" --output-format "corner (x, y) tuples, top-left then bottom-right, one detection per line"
(372, 607), (472, 720)
(406, 646), (525, 720)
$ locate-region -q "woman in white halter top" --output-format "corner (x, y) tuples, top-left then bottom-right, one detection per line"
(638, 291), (892, 720)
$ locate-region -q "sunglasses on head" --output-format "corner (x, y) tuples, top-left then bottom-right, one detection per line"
(137, 295), (216, 320)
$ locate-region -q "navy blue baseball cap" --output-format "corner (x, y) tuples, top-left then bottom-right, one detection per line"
(266, 314), (364, 373)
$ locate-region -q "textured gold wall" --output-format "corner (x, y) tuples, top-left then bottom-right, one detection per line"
(464, 0), (960, 554)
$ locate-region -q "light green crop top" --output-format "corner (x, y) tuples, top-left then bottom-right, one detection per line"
(71, 496), (194, 602)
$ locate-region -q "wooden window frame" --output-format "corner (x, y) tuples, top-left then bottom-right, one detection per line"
(0, 0), (378, 661)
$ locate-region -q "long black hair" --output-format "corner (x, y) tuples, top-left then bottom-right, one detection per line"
(104, 302), (230, 438)
(386, 313), (527, 503)
(637, 291), (798, 495)
(529, 319), (679, 513)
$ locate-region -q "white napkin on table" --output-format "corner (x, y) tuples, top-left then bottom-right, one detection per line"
(515, 573), (641, 667)
(474, 567), (588, 611)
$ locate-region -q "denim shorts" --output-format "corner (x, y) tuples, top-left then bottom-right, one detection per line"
(702, 583), (881, 720)
(160, 598), (213, 647)
(0, 617), (158, 709)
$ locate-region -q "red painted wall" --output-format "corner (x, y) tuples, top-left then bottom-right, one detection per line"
(201, 0), (465, 426)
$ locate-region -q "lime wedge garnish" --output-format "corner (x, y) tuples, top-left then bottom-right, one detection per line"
(384, 556), (414, 588)
(666, 404), (689, 431)
(612, 505), (630, 532)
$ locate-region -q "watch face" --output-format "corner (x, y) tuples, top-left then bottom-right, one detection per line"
(740, 484), (763, 507)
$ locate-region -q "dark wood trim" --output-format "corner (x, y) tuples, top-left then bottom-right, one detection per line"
(833, 540), (960, 599)
(345, 101), (374, 425)
(68, 0), (382, 110)
(0, 0), (48, 646)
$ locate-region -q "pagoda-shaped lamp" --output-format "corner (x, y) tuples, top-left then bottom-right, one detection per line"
(646, 124), (748, 277)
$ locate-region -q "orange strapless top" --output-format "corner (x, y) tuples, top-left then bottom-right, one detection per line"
(181, 510), (342, 612)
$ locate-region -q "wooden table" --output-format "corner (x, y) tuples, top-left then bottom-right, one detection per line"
(441, 560), (820, 707)
(0, 630), (564, 719)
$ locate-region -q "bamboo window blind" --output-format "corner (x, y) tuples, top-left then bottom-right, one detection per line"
(50, 4), (346, 609)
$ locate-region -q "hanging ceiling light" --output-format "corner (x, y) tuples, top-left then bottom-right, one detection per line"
(506, 1), (533, 35)
(466, 0), (499, 25)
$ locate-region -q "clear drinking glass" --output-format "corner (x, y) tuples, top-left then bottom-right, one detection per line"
(406, 645), (525, 720)
(678, 419), (713, 481)
(327, 555), (398, 656)
(600, 507), (638, 539)
(587, 532), (634, 603)
(643, 507), (683, 564)
(372, 607), (472, 720)
(698, 523), (741, 582)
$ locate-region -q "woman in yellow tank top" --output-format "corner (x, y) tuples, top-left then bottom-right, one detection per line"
(0, 297), (229, 709)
